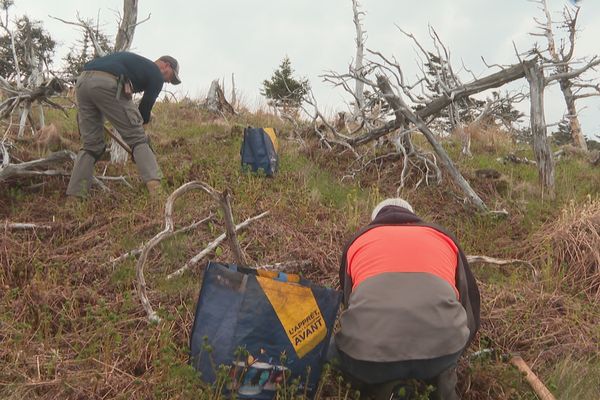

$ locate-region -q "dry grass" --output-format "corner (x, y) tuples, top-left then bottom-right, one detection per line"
(2, 103), (600, 399)
(478, 282), (598, 363)
(451, 123), (517, 156)
(530, 197), (600, 301)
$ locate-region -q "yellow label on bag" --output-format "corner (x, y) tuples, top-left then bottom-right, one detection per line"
(263, 127), (279, 152)
(257, 276), (326, 358)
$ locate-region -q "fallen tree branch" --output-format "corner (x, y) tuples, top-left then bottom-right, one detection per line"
(257, 260), (312, 271)
(95, 175), (133, 188)
(0, 150), (75, 182)
(497, 154), (537, 166)
(136, 181), (221, 322)
(510, 355), (557, 400)
(0, 149), (131, 190)
(3, 221), (53, 231)
(135, 181), (264, 322)
(109, 214), (214, 265)
(467, 255), (539, 281)
(167, 211), (270, 280)
(376, 75), (488, 212)
(220, 189), (246, 265)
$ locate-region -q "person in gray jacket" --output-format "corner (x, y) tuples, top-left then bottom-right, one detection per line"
(66, 52), (181, 198)
(331, 198), (481, 400)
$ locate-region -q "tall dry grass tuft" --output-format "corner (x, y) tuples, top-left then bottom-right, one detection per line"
(452, 123), (516, 155)
(530, 197), (600, 301)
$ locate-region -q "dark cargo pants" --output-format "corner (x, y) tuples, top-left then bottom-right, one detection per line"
(328, 340), (461, 400)
(66, 70), (161, 197)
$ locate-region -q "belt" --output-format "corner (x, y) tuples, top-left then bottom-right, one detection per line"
(81, 70), (118, 80)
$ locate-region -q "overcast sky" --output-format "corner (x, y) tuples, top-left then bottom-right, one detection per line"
(12, 0), (600, 138)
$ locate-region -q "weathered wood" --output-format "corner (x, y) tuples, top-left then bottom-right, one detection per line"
(535, 0), (589, 150)
(167, 211), (270, 280)
(112, 0), (140, 163)
(231, 73), (237, 109)
(376, 75), (488, 212)
(466, 255), (539, 281)
(220, 189), (246, 266)
(114, 0), (139, 52)
(135, 182), (219, 322)
(524, 62), (555, 194)
(416, 61), (532, 120)
(206, 79), (235, 115)
(0, 150), (76, 182)
(560, 79), (587, 150)
(510, 355), (557, 400)
(3, 221), (53, 230)
(498, 154), (537, 166)
(348, 61), (533, 146)
(351, 0), (366, 114)
(134, 181), (262, 321)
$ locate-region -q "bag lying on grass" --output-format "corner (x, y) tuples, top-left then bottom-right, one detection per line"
(240, 127), (279, 176)
(190, 261), (341, 399)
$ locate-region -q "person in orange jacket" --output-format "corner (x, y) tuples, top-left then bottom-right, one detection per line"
(330, 198), (481, 400)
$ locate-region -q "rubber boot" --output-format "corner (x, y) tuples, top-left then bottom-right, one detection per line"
(133, 143), (162, 182)
(66, 150), (96, 197)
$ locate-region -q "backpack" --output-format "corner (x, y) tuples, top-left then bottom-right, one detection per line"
(241, 127), (279, 176)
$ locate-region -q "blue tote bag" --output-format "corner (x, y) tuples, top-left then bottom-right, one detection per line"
(190, 261), (341, 399)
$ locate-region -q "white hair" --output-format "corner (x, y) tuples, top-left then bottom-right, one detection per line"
(371, 198), (414, 220)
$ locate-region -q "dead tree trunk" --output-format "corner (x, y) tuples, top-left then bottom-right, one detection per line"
(206, 79), (235, 115)
(351, 0), (366, 114)
(560, 79), (586, 149)
(109, 0), (141, 164)
(534, 0), (594, 151)
(231, 73), (237, 110)
(377, 75), (488, 212)
(114, 0), (139, 52)
(524, 62), (555, 194)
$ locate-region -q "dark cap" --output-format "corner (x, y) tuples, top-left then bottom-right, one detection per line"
(158, 55), (181, 85)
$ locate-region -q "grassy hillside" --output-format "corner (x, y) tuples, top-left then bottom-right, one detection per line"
(1, 102), (599, 399)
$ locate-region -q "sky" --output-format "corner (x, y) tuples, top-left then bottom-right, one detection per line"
(10, 0), (600, 138)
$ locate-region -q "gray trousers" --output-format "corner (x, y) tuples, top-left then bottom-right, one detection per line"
(66, 70), (161, 197)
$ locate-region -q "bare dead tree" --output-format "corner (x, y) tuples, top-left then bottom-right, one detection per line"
(0, 77), (65, 123)
(524, 60), (555, 195)
(333, 52), (531, 149)
(351, 0), (366, 115)
(0, 5), (66, 137)
(303, 8), (569, 206)
(230, 73), (237, 110)
(316, 26), (540, 209)
(530, 0), (600, 151)
(114, 0), (140, 51)
(206, 79), (235, 115)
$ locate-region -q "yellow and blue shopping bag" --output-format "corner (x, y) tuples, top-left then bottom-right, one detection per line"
(190, 261), (341, 398)
(240, 127), (279, 176)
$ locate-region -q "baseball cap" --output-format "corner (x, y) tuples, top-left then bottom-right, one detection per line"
(159, 55), (181, 85)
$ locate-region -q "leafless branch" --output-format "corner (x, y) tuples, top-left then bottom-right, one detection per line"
(134, 181), (265, 321)
(167, 211), (270, 280)
(466, 255), (539, 281)
(3, 221), (53, 231)
(546, 57), (600, 83)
